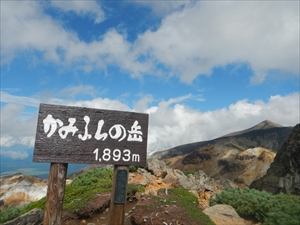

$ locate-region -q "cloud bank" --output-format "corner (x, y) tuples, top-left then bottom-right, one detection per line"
(1, 92), (299, 159)
(1, 1), (298, 83)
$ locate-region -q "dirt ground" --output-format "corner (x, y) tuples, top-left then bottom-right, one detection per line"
(61, 192), (259, 225)
(61, 192), (203, 225)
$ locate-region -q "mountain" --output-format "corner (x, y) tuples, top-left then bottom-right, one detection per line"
(151, 120), (293, 187)
(0, 173), (47, 210)
(221, 120), (283, 137)
(250, 123), (300, 195)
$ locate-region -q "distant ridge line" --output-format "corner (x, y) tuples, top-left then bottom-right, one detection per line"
(221, 120), (284, 138)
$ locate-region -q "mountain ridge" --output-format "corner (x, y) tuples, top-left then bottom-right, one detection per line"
(152, 120), (293, 159)
(221, 120), (283, 137)
(151, 120), (294, 187)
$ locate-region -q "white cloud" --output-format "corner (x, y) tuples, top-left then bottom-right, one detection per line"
(50, 0), (104, 23)
(136, 1), (299, 83)
(59, 85), (97, 98)
(1, 1), (80, 64)
(0, 91), (40, 107)
(1, 1), (298, 83)
(146, 92), (300, 152)
(0, 92), (299, 157)
(0, 150), (29, 160)
(0, 104), (37, 147)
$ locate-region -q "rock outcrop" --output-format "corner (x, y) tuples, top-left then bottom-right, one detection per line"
(203, 204), (247, 225)
(0, 173), (47, 210)
(250, 124), (300, 195)
(203, 205), (246, 225)
(129, 159), (238, 209)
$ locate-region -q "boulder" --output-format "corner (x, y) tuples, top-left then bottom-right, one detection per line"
(203, 204), (247, 225)
(3, 208), (44, 225)
(147, 159), (167, 178)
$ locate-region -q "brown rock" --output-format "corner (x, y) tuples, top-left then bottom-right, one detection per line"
(203, 204), (247, 225)
(250, 123), (300, 195)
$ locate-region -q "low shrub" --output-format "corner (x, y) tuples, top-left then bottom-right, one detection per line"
(0, 205), (28, 224)
(210, 187), (300, 225)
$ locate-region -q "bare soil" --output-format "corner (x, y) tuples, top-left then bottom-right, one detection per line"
(60, 192), (259, 225)
(61, 192), (203, 225)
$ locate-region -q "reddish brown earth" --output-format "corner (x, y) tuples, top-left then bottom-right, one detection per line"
(61, 192), (203, 225)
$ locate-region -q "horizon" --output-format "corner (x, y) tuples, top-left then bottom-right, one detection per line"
(1, 1), (299, 175)
(0, 120), (296, 179)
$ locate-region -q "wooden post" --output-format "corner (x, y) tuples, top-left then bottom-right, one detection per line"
(108, 165), (129, 225)
(43, 163), (68, 225)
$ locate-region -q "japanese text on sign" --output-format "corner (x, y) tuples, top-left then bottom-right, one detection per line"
(33, 104), (148, 165)
(43, 114), (143, 142)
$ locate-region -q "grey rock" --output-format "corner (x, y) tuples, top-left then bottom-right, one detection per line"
(4, 208), (44, 225)
(250, 124), (300, 195)
(203, 204), (247, 225)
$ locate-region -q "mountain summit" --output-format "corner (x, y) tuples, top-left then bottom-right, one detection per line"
(222, 120), (283, 137)
(152, 120), (293, 187)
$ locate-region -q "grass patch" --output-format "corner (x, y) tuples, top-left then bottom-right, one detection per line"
(63, 167), (113, 212)
(154, 188), (215, 225)
(0, 167), (113, 223)
(183, 170), (195, 176)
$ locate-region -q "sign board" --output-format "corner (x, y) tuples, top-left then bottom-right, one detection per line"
(33, 103), (148, 166)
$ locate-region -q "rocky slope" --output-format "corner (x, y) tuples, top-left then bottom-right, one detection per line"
(0, 173), (47, 210)
(2, 160), (261, 225)
(250, 123), (300, 195)
(152, 120), (292, 187)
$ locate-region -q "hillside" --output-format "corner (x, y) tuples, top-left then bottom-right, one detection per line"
(2, 158), (300, 225)
(250, 123), (300, 195)
(152, 120), (293, 187)
(0, 173), (47, 210)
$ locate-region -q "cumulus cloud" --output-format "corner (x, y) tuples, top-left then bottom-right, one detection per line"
(0, 150), (29, 160)
(1, 92), (299, 158)
(136, 1), (299, 83)
(59, 85), (98, 98)
(50, 0), (104, 23)
(1, 1), (80, 64)
(147, 92), (300, 152)
(1, 1), (298, 83)
(0, 104), (37, 148)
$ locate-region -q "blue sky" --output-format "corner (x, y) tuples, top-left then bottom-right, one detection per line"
(1, 0), (299, 171)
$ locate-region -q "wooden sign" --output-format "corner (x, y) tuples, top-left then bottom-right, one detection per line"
(33, 103), (149, 166)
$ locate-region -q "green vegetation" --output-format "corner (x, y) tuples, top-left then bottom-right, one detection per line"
(129, 165), (138, 172)
(154, 188), (215, 225)
(0, 167), (113, 224)
(210, 187), (300, 225)
(63, 167), (113, 212)
(127, 183), (145, 196)
(0, 205), (28, 224)
(183, 170), (196, 176)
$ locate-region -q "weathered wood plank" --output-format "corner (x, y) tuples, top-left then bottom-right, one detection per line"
(43, 163), (68, 225)
(108, 165), (129, 225)
(33, 104), (148, 166)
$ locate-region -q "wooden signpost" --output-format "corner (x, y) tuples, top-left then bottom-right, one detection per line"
(33, 103), (148, 225)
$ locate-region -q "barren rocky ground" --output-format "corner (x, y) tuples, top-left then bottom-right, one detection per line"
(61, 192), (200, 225)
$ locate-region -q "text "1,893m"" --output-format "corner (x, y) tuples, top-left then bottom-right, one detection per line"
(93, 148), (140, 163)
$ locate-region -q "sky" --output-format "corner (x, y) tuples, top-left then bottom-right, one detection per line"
(1, 0), (299, 169)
